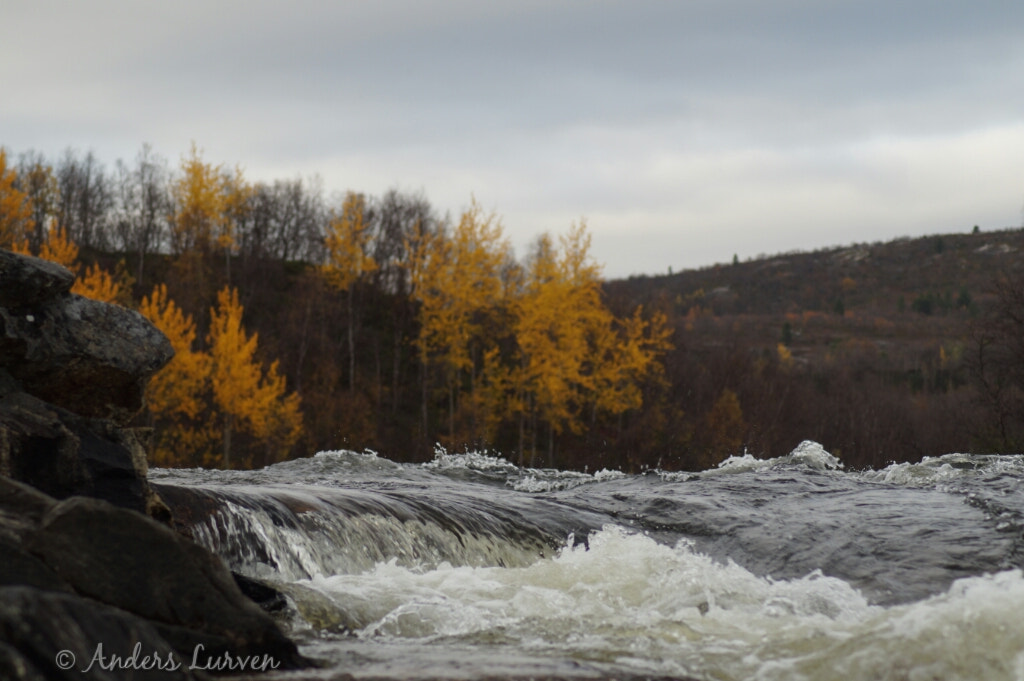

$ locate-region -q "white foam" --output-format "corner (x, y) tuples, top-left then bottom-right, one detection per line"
(289, 525), (1024, 680)
(697, 441), (842, 479)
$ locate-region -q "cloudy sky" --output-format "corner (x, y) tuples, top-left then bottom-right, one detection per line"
(2, 1), (1023, 278)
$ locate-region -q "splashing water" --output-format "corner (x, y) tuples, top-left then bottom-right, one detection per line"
(152, 442), (1024, 680)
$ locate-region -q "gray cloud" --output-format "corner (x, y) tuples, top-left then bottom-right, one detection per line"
(2, 0), (1022, 276)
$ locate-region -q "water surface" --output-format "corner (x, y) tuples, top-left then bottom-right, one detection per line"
(151, 442), (1024, 680)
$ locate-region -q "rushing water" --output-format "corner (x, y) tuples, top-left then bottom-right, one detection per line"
(150, 441), (1024, 681)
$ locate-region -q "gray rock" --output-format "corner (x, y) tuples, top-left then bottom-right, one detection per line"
(0, 294), (174, 424)
(0, 386), (168, 518)
(0, 467), (55, 540)
(0, 586), (199, 681)
(0, 249), (75, 309)
(23, 495), (305, 669)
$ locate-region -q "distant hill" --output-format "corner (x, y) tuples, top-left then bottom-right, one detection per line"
(609, 227), (1023, 313)
(597, 227), (1024, 468)
(605, 227), (1024, 361)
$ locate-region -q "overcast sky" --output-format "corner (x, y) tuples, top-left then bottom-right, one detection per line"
(2, 1), (1023, 278)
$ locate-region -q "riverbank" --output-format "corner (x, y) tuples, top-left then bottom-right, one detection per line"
(0, 248), (306, 679)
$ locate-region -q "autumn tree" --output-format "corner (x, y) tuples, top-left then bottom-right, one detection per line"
(221, 166), (252, 284)
(590, 304), (673, 421)
(170, 143), (229, 256)
(322, 191), (377, 390)
(508, 222), (671, 464)
(207, 286), (302, 468)
(168, 143), (243, 312)
(12, 225), (131, 305)
(409, 199), (511, 442)
(16, 151), (61, 252)
(0, 149), (33, 248)
(138, 284), (213, 466)
(702, 387), (746, 467)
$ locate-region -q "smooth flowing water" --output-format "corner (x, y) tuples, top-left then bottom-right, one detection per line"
(150, 442), (1024, 681)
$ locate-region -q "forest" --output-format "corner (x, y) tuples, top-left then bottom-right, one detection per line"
(1, 143), (1023, 472)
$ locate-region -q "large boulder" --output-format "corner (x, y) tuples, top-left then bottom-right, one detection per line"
(0, 370), (167, 518)
(0, 284), (173, 425)
(0, 249), (308, 675)
(0, 477), (306, 675)
(0, 586), (198, 681)
(0, 249), (74, 309)
(0, 248), (172, 516)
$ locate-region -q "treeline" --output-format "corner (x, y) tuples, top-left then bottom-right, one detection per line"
(0, 145), (670, 470)
(603, 231), (1024, 469)
(3, 144), (1021, 471)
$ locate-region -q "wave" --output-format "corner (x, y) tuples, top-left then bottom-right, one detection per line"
(283, 525), (1024, 681)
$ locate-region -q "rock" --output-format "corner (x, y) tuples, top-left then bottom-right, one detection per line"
(0, 248), (174, 517)
(232, 573), (290, 615)
(23, 495), (305, 670)
(0, 586), (199, 681)
(0, 465), (55, 538)
(0, 249), (74, 309)
(0, 248), (173, 423)
(0, 248), (307, 675)
(0, 537), (72, 593)
(0, 293), (173, 424)
(0, 381), (168, 519)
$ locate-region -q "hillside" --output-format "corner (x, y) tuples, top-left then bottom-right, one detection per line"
(598, 227), (1024, 469)
(607, 227), (1024, 357)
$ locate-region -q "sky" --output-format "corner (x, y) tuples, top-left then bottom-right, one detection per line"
(2, 1), (1023, 279)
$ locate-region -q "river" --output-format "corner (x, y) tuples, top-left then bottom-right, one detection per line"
(150, 441), (1024, 680)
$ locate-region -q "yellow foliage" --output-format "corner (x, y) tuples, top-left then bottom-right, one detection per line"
(322, 191), (377, 291)
(14, 225), (132, 305)
(514, 228), (604, 433)
(138, 284), (301, 468)
(777, 342), (794, 369)
(0, 149), (33, 248)
(704, 388), (745, 465)
(74, 264), (122, 304)
(221, 165), (252, 252)
(410, 198), (510, 380)
(38, 225), (79, 270)
(170, 143), (229, 255)
(593, 306), (673, 415)
(208, 286), (302, 467)
(139, 284), (210, 422)
(511, 220), (672, 442)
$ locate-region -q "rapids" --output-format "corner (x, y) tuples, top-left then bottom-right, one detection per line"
(150, 441), (1024, 680)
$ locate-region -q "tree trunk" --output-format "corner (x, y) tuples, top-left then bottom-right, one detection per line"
(392, 327), (402, 413)
(223, 415), (233, 470)
(448, 381), (455, 440)
(347, 286), (356, 391)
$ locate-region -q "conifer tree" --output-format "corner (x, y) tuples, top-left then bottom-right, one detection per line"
(13, 225), (131, 304)
(207, 286), (302, 468)
(138, 284), (214, 466)
(322, 191), (377, 390)
(170, 143), (228, 256)
(0, 149), (33, 248)
(409, 199), (510, 440)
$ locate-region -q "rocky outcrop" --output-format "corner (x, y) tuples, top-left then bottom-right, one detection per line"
(0, 586), (199, 681)
(0, 249), (75, 308)
(0, 250), (171, 517)
(0, 248), (308, 677)
(0, 477), (303, 677)
(0, 250), (173, 424)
